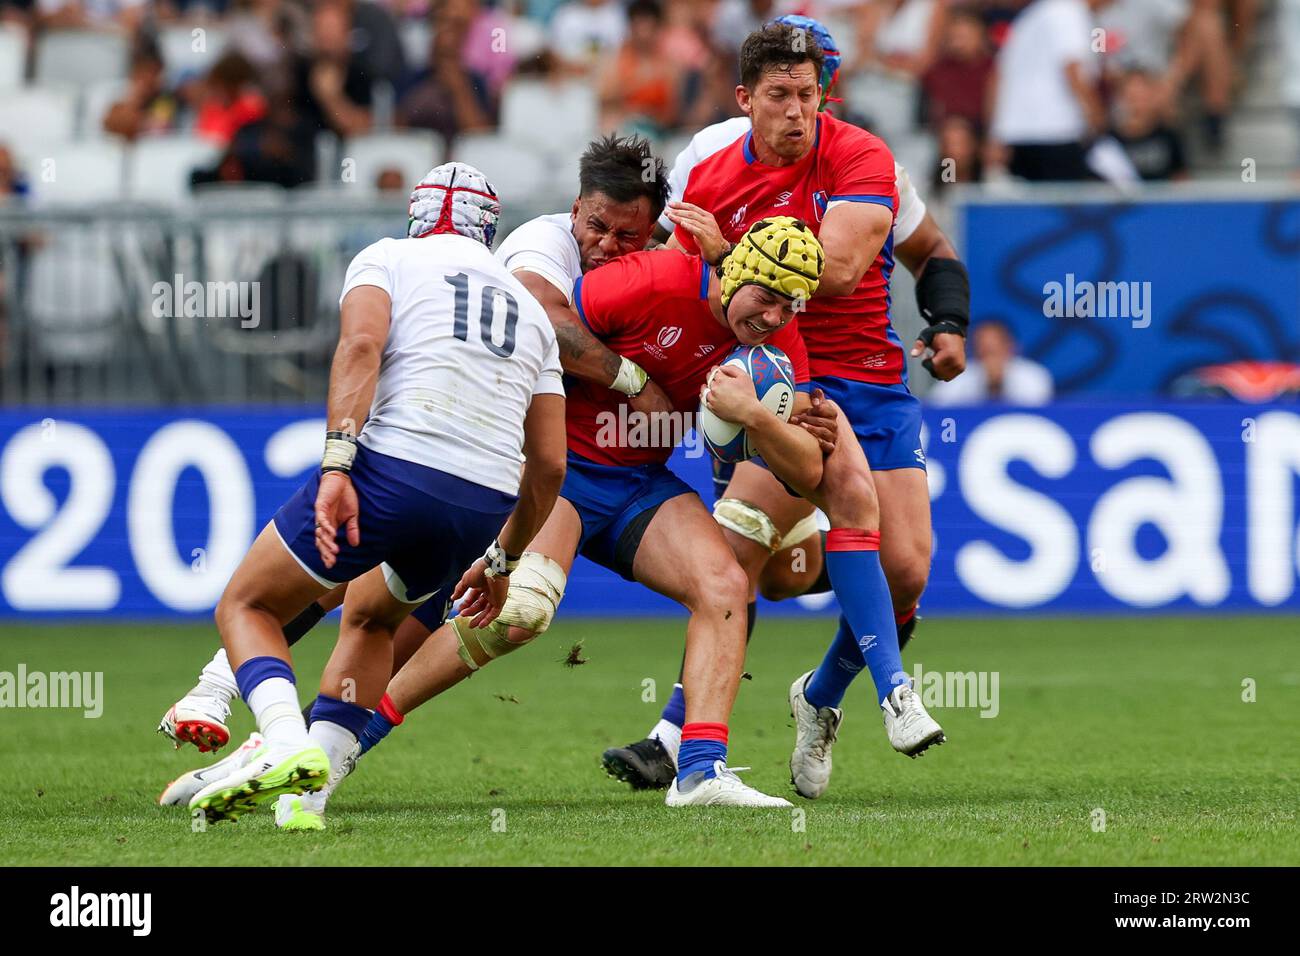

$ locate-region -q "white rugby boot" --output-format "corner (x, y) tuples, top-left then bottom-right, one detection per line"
(159, 732), (264, 807)
(788, 670), (843, 799)
(274, 740), (360, 831)
(666, 761), (792, 808)
(158, 694), (231, 753)
(158, 648), (240, 752)
(881, 681), (945, 757)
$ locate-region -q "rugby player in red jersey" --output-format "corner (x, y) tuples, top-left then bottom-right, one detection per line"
(664, 23), (951, 798)
(606, 16), (968, 793)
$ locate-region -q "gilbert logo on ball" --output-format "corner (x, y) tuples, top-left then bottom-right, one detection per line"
(699, 344), (797, 463)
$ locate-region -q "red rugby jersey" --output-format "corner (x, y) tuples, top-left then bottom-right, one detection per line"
(569, 248), (809, 466)
(676, 113), (902, 384)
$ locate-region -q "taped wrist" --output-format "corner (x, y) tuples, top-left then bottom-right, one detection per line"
(321, 431), (357, 474)
(915, 257), (970, 334)
(453, 552), (567, 670)
(483, 539), (521, 579)
(611, 356), (649, 397)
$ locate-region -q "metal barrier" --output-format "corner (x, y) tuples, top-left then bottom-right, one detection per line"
(0, 189), (556, 406)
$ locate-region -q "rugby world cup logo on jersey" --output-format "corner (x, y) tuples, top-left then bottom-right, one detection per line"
(658, 326), (683, 348)
(643, 325), (682, 361)
(728, 204), (749, 232)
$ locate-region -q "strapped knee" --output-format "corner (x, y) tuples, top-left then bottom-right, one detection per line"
(713, 497), (782, 552)
(452, 552), (567, 671)
(778, 511), (820, 551)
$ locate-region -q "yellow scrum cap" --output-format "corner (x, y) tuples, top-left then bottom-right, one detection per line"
(719, 216), (825, 311)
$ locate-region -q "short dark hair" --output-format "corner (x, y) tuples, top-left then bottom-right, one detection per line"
(627, 0), (664, 23)
(578, 134), (670, 220)
(739, 23), (826, 91)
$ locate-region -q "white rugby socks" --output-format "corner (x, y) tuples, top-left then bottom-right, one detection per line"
(191, 647), (239, 704)
(246, 677), (309, 748)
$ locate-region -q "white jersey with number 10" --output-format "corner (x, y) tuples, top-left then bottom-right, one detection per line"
(339, 233), (565, 497)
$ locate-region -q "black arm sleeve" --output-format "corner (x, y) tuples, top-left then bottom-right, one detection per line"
(914, 257), (970, 334)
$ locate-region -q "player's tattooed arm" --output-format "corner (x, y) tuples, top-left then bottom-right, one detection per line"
(514, 269), (622, 381)
(514, 269), (675, 414)
(554, 314), (622, 383)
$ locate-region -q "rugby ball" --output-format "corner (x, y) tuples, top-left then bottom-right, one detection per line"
(699, 344), (797, 463)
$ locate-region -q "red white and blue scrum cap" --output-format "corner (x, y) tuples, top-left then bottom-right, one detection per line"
(408, 162), (501, 248)
(771, 14), (841, 106)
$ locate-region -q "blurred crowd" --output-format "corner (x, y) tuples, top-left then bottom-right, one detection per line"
(0, 0), (1280, 201)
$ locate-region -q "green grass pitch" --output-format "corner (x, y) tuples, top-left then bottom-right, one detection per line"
(1, 615), (1296, 866)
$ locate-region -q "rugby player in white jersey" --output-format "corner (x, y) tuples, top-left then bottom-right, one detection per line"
(603, 15), (972, 792)
(156, 136), (669, 758)
(181, 163), (569, 824)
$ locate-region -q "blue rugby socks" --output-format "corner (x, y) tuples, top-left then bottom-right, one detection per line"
(821, 528), (907, 705)
(804, 615), (865, 709)
(676, 722), (728, 782)
(358, 692), (405, 755)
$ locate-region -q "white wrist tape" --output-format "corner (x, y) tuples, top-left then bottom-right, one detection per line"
(483, 539), (522, 578)
(611, 356), (649, 397)
(321, 432), (357, 473)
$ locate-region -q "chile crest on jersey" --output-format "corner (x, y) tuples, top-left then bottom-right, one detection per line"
(812, 190), (829, 222)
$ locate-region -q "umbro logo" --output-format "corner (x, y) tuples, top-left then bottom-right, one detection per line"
(695, 343), (716, 357)
(774, 191), (793, 207)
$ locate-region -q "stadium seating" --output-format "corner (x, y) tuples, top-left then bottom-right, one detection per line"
(79, 78), (128, 139)
(34, 30), (130, 90)
(0, 24), (24, 91)
(22, 138), (128, 205)
(126, 134), (224, 204)
(500, 80), (597, 154)
(22, 236), (123, 365)
(157, 24), (229, 84)
(842, 70), (918, 144)
(1226, 113), (1299, 168)
(451, 132), (551, 204)
(0, 87), (79, 149)
(339, 131), (444, 193)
